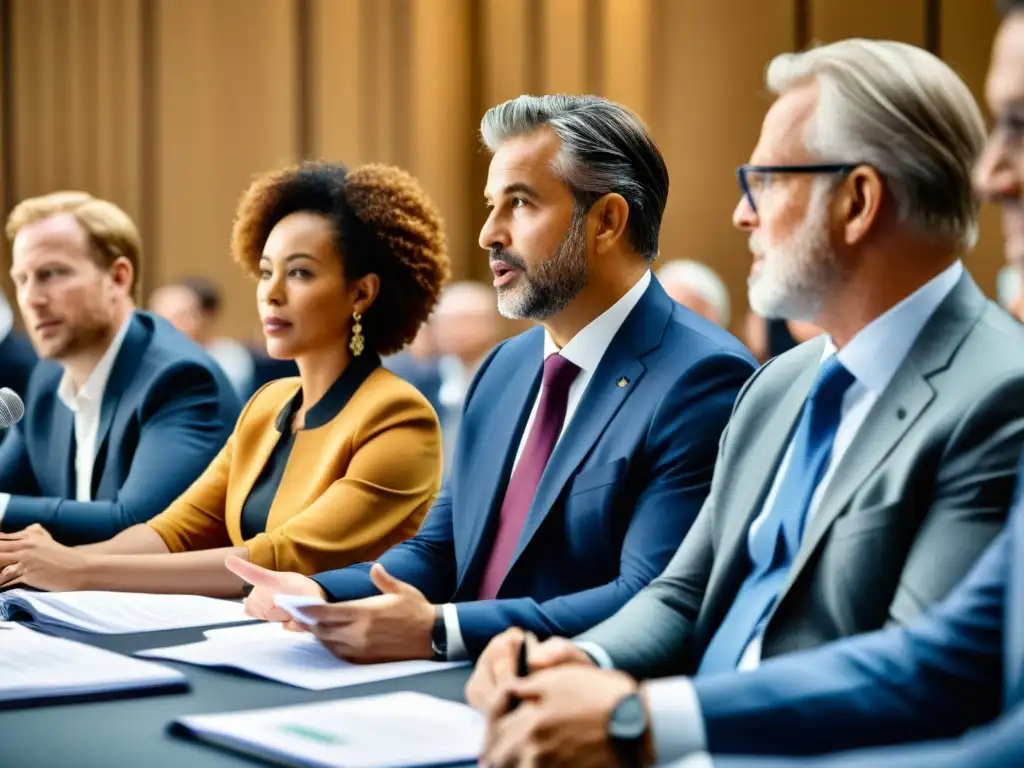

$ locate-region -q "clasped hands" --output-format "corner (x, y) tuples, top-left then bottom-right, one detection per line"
(466, 628), (652, 768)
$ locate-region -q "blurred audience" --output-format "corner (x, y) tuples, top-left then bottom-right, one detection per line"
(0, 191), (240, 546)
(656, 259), (731, 328)
(432, 281), (504, 468)
(227, 94), (755, 666)
(469, 37), (1024, 768)
(0, 163), (448, 595)
(149, 277), (256, 398)
(743, 313), (822, 362)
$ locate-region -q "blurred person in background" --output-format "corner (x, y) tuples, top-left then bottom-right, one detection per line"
(432, 280), (505, 469)
(656, 259), (732, 328)
(149, 276), (257, 398)
(743, 313), (822, 362)
(0, 191), (240, 545)
(383, 317), (443, 416)
(0, 162), (448, 595)
(0, 290), (37, 443)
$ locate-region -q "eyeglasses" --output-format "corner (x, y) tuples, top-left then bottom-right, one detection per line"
(736, 163), (860, 215)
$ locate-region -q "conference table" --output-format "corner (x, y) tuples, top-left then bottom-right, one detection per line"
(0, 620), (476, 767)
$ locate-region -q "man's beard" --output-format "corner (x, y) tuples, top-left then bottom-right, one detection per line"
(747, 183), (844, 323)
(492, 206), (589, 321)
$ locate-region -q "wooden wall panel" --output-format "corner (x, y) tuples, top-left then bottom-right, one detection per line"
(409, 0), (476, 281)
(309, 0), (362, 165)
(602, 0), (652, 122)
(152, 0), (298, 340)
(0, 0), (1010, 332)
(650, 0), (795, 328)
(542, 0), (587, 95)
(943, 0), (1004, 298)
(809, 0), (926, 46)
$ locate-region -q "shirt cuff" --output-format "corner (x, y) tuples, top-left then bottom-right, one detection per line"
(0, 493), (10, 529)
(642, 676), (708, 764)
(443, 603), (468, 661)
(575, 641), (615, 669)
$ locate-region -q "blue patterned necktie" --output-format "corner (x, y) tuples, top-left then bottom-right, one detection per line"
(699, 355), (855, 674)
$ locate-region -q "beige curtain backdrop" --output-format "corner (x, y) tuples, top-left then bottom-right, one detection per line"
(0, 0), (1002, 339)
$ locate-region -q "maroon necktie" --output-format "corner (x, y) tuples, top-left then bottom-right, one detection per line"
(477, 353), (581, 600)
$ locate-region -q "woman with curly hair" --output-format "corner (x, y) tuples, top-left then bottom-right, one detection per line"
(0, 162), (450, 595)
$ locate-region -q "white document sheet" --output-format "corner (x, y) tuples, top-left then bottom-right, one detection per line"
(0, 624), (187, 703)
(274, 593), (326, 625)
(174, 691), (483, 768)
(138, 622), (468, 690)
(0, 589), (251, 634)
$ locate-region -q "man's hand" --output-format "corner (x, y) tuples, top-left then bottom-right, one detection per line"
(224, 555), (326, 623)
(481, 665), (646, 768)
(466, 627), (596, 712)
(297, 563), (435, 664)
(0, 533), (89, 591)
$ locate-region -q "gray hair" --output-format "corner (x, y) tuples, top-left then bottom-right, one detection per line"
(656, 259), (732, 327)
(480, 94), (669, 261)
(766, 39), (986, 252)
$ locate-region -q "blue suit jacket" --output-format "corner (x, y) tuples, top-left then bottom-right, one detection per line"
(314, 278), (757, 657)
(0, 312), (241, 544)
(693, 459), (1024, 767)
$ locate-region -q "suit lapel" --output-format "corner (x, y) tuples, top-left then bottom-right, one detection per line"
(51, 401), (76, 498)
(506, 281), (672, 570)
(772, 274), (985, 615)
(92, 315), (148, 477)
(1006, 499), (1024, 708)
(701, 348), (821, 619)
(455, 335), (543, 590)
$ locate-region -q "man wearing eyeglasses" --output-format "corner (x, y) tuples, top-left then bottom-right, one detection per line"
(467, 37), (1024, 768)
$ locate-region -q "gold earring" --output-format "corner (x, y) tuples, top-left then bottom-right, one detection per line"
(350, 311), (365, 357)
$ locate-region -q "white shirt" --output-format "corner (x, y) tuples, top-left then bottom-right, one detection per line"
(591, 261), (964, 765)
(443, 270), (653, 660)
(0, 315), (132, 526)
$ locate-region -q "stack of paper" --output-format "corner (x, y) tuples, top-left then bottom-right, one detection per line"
(173, 691), (483, 768)
(138, 622), (468, 690)
(0, 624), (188, 704)
(0, 589), (251, 633)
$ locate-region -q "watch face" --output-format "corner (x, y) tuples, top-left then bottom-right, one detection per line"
(608, 693), (647, 740)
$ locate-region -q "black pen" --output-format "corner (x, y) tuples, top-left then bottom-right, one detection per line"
(507, 635), (530, 711)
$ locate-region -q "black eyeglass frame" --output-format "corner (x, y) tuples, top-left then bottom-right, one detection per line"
(736, 163), (861, 214)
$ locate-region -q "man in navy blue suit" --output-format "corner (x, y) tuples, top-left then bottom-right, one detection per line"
(228, 95), (757, 663)
(0, 191), (240, 547)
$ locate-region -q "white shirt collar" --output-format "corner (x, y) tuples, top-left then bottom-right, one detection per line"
(0, 294), (13, 343)
(543, 270), (652, 369)
(822, 260), (964, 395)
(57, 314), (134, 411)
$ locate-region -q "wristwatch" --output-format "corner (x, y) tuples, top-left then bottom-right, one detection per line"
(430, 606), (447, 661)
(607, 692), (649, 767)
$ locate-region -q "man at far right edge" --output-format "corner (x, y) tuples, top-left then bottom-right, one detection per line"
(469, 32), (1024, 768)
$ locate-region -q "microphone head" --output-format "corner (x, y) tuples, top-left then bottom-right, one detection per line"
(0, 388), (25, 429)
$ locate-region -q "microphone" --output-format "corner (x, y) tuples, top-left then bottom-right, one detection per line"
(0, 388), (25, 429)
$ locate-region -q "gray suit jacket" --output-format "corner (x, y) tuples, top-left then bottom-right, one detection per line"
(579, 274), (1024, 679)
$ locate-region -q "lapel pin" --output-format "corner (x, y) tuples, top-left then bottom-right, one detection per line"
(617, 377), (629, 388)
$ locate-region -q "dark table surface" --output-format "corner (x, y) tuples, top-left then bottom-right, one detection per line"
(0, 620), (476, 768)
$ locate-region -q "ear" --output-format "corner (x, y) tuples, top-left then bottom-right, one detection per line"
(108, 257), (135, 296)
(590, 193), (631, 255)
(838, 166), (885, 246)
(351, 272), (381, 315)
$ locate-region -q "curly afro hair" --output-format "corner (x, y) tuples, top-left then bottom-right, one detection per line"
(231, 161), (450, 356)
